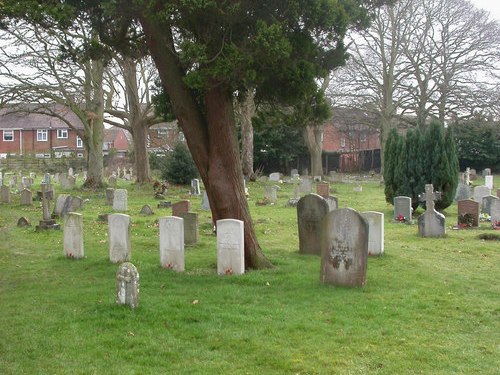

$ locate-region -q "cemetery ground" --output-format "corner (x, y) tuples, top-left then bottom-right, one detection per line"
(0, 176), (499, 374)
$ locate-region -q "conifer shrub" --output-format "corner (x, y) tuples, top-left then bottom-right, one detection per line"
(161, 142), (198, 185)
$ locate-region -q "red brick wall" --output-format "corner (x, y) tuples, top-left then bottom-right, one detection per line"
(0, 128), (83, 155)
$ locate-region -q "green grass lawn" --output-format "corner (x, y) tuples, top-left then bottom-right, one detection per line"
(0, 176), (499, 374)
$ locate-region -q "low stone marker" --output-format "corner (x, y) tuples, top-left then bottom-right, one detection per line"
(324, 196), (338, 211)
(17, 217), (31, 227)
(108, 213), (131, 263)
(105, 188), (115, 206)
(179, 212), (199, 246)
(316, 182), (330, 198)
(269, 172), (280, 182)
(157, 201), (172, 209)
(490, 199), (500, 227)
(172, 200), (190, 216)
(361, 211), (384, 256)
(217, 219), (245, 275)
(457, 199), (479, 228)
(320, 208), (368, 287)
(140, 204), (154, 215)
(417, 184), (445, 237)
(113, 189), (128, 212)
(201, 191), (211, 211)
(108, 175), (117, 188)
(393, 196), (412, 223)
(63, 212), (84, 259)
(159, 216), (184, 271)
(264, 186), (278, 204)
(20, 189), (33, 206)
(116, 262), (140, 309)
(297, 194), (329, 255)
(1, 185), (11, 204)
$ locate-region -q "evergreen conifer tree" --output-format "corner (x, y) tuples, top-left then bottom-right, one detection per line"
(383, 128), (399, 203)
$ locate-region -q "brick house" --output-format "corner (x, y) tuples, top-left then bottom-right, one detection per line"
(103, 127), (132, 157)
(147, 121), (185, 153)
(0, 105), (85, 158)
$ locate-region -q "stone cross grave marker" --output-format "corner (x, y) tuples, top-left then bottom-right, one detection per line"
(113, 189), (128, 211)
(393, 196), (412, 223)
(116, 262), (140, 309)
(108, 213), (131, 263)
(457, 199), (479, 228)
(360, 211), (384, 256)
(63, 212), (84, 259)
(159, 216), (185, 271)
(36, 183), (60, 231)
(417, 184), (445, 237)
(320, 208), (368, 287)
(297, 194), (329, 255)
(217, 219), (245, 275)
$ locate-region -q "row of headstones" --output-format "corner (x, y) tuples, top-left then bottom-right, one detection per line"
(455, 176), (496, 203)
(1, 183), (57, 205)
(63, 212), (244, 275)
(458, 198), (500, 228)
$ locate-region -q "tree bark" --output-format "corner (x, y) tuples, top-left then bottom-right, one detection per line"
(303, 124), (324, 176)
(238, 89), (255, 180)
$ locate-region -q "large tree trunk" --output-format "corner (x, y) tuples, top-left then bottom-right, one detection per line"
(238, 89), (255, 180)
(140, 17), (272, 269)
(131, 123), (151, 183)
(303, 124), (324, 176)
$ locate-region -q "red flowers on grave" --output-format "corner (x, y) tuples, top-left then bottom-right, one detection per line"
(164, 263), (174, 269)
(493, 220), (500, 230)
(397, 214), (406, 223)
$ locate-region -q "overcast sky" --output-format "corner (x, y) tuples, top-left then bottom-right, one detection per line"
(471, 0), (500, 20)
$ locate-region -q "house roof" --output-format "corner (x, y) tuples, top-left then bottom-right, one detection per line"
(0, 104), (85, 130)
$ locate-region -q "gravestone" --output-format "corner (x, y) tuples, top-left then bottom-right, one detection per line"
(417, 184), (445, 237)
(299, 178), (312, 194)
(473, 186), (491, 205)
(105, 188), (115, 206)
(470, 168), (477, 180)
(38, 183), (54, 201)
(269, 172), (280, 182)
(201, 191), (211, 211)
(490, 199), (500, 227)
(20, 189), (33, 206)
(264, 186), (278, 204)
(290, 169), (298, 176)
(353, 185), (363, 192)
(393, 196), (412, 223)
(60, 196), (84, 218)
(454, 183), (471, 201)
(191, 179), (201, 195)
(36, 184), (60, 231)
(108, 213), (131, 263)
(179, 212), (199, 246)
(457, 199), (479, 227)
(140, 204), (154, 215)
(1, 185), (11, 203)
(324, 196), (338, 212)
(67, 175), (76, 189)
(52, 194), (70, 218)
(63, 212), (84, 259)
(60, 173), (69, 189)
(68, 167), (74, 176)
(159, 216), (185, 271)
(482, 195), (499, 216)
(108, 175), (117, 188)
(172, 200), (190, 216)
(485, 175), (494, 190)
(320, 208), (368, 287)
(217, 219), (245, 275)
(17, 217), (31, 227)
(360, 211), (384, 256)
(116, 262), (140, 309)
(482, 168), (491, 177)
(297, 194), (329, 255)
(464, 168), (471, 185)
(22, 177), (33, 189)
(316, 182), (330, 198)
(113, 189), (128, 211)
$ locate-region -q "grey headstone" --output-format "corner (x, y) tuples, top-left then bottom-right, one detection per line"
(217, 219), (245, 275)
(1, 185), (11, 203)
(485, 175), (494, 190)
(20, 189), (33, 206)
(106, 188), (115, 206)
(361, 211), (384, 256)
(320, 208), (368, 287)
(473, 186), (491, 204)
(179, 212), (199, 246)
(159, 216), (184, 271)
(191, 179), (201, 195)
(454, 182), (471, 201)
(290, 169), (298, 176)
(482, 195), (499, 216)
(324, 196), (338, 211)
(61, 196), (83, 218)
(393, 196), (412, 223)
(201, 191), (211, 211)
(269, 172), (281, 182)
(417, 184), (445, 237)
(299, 178), (312, 194)
(297, 194), (329, 255)
(108, 213), (131, 263)
(63, 212), (84, 259)
(140, 204), (154, 215)
(17, 217), (31, 227)
(113, 189), (128, 211)
(108, 176), (117, 188)
(53, 194), (70, 218)
(264, 186), (278, 204)
(490, 199), (500, 228)
(116, 262), (139, 309)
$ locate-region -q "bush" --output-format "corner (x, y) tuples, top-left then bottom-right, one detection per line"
(161, 143), (198, 185)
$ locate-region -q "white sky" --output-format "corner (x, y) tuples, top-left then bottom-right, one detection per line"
(471, 0), (500, 20)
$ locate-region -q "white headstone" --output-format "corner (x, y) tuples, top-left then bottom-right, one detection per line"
(108, 213), (131, 263)
(63, 212), (84, 259)
(159, 216), (185, 271)
(116, 262), (139, 309)
(113, 189), (128, 211)
(269, 172), (280, 182)
(485, 175), (494, 190)
(217, 219), (245, 275)
(361, 211), (384, 256)
(473, 186), (491, 204)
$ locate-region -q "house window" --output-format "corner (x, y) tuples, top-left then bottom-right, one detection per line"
(3, 130), (14, 141)
(57, 129), (68, 139)
(340, 137), (346, 148)
(37, 129), (48, 142)
(76, 136), (83, 148)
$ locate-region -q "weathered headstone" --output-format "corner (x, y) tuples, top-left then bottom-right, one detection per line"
(108, 175), (117, 188)
(417, 184), (445, 237)
(157, 201), (172, 209)
(52, 194), (70, 218)
(60, 173), (69, 189)
(320, 208), (368, 287)
(108, 213), (131, 263)
(324, 196), (338, 212)
(361, 211), (384, 256)
(67, 175), (76, 189)
(454, 182), (471, 201)
(485, 175), (494, 190)
(60, 196), (84, 217)
(159, 216), (184, 271)
(140, 204), (154, 215)
(217, 219), (245, 275)
(68, 167), (74, 176)
(264, 186), (278, 204)
(316, 182), (330, 198)
(179, 212), (199, 246)
(105, 188), (115, 206)
(113, 189), (128, 211)
(299, 178), (312, 194)
(191, 179), (201, 195)
(482, 195), (499, 216)
(393, 196), (412, 223)
(290, 169), (298, 176)
(473, 186), (491, 205)
(201, 191), (211, 211)
(297, 194), (329, 255)
(116, 262), (139, 309)
(490, 199), (500, 227)
(457, 199), (479, 227)
(464, 168), (471, 185)
(269, 172), (280, 182)
(482, 168), (491, 177)
(470, 168), (477, 180)
(172, 200), (190, 216)
(1, 185), (11, 203)
(22, 177), (33, 189)
(63, 212), (84, 259)
(20, 189), (33, 206)
(17, 217), (31, 227)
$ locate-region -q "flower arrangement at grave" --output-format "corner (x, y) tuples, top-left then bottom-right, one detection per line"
(458, 213), (474, 229)
(479, 213), (491, 222)
(163, 262), (174, 269)
(493, 220), (500, 230)
(153, 180), (168, 199)
(224, 267), (233, 275)
(397, 213), (407, 223)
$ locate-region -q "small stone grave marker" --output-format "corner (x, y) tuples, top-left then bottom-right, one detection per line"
(473, 186), (490, 204)
(1, 185), (11, 203)
(159, 216), (184, 271)
(316, 182), (330, 198)
(179, 212), (199, 246)
(116, 262), (140, 309)
(172, 200), (190, 216)
(201, 191), (211, 211)
(108, 213), (131, 263)
(485, 175), (494, 190)
(140, 204), (154, 215)
(20, 189), (33, 206)
(17, 217), (31, 227)
(490, 199), (500, 227)
(106, 188), (115, 206)
(191, 179), (201, 195)
(297, 194), (329, 255)
(217, 219), (245, 275)
(269, 172), (280, 182)
(63, 212), (84, 259)
(393, 196), (412, 223)
(113, 189), (128, 211)
(361, 211), (384, 256)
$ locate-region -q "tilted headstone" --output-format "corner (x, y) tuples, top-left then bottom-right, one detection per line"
(490, 199), (500, 227)
(393, 196), (412, 223)
(63, 212), (84, 259)
(316, 182), (330, 198)
(116, 262), (139, 309)
(482, 195), (499, 216)
(417, 184), (445, 237)
(201, 191), (211, 211)
(52, 194), (70, 218)
(108, 175), (117, 188)
(60, 196), (84, 218)
(473, 186), (491, 205)
(191, 179), (201, 195)
(20, 189), (33, 206)
(320, 208), (368, 287)
(457, 199), (479, 227)
(17, 217), (31, 227)
(297, 194), (329, 255)
(217, 219), (245, 275)
(324, 196), (338, 212)
(361, 211), (384, 256)
(1, 185), (11, 203)
(113, 189), (128, 211)
(60, 173), (69, 189)
(454, 182), (471, 202)
(172, 200), (190, 217)
(159, 216), (184, 271)
(269, 172), (280, 182)
(179, 212), (199, 246)
(105, 188), (115, 206)
(140, 204), (154, 215)
(485, 175), (494, 190)
(108, 213), (131, 263)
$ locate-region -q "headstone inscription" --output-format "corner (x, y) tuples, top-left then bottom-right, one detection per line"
(113, 189), (128, 211)
(393, 196), (412, 223)
(297, 194), (329, 255)
(63, 212), (84, 259)
(360, 211), (384, 256)
(320, 208), (368, 287)
(217, 219), (245, 275)
(108, 213), (131, 263)
(417, 184), (445, 237)
(457, 199), (479, 228)
(116, 262), (140, 309)
(159, 216), (184, 271)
